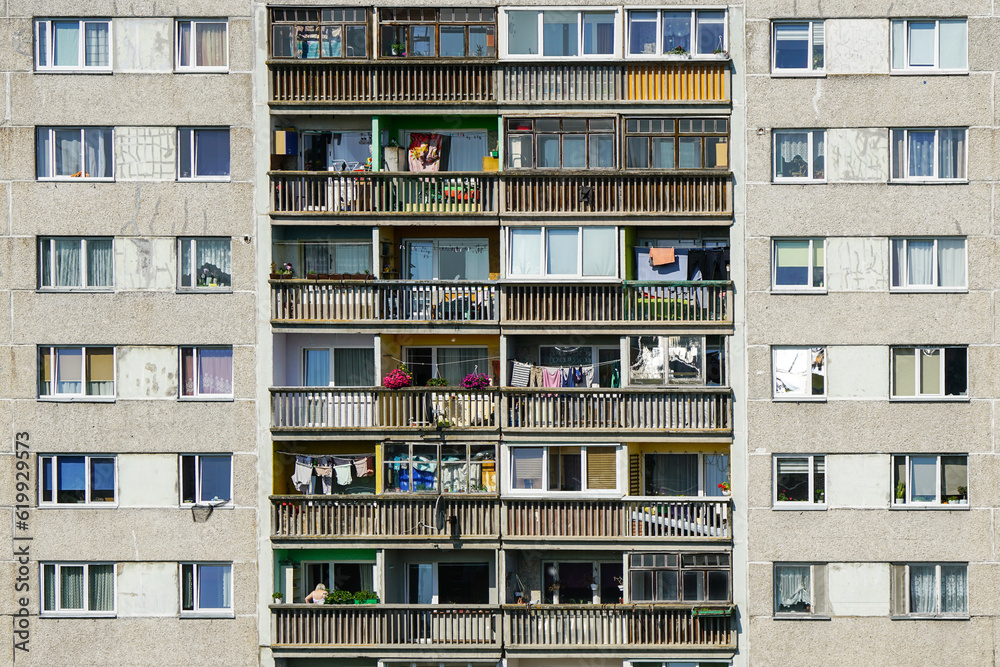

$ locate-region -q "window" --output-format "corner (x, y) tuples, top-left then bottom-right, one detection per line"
(380, 8), (495, 58)
(626, 9), (726, 57)
(404, 346), (489, 387)
(772, 21), (824, 73)
(891, 347), (967, 399)
(180, 346), (233, 398)
(277, 240), (373, 276)
(773, 130), (825, 181)
(38, 346), (114, 398)
(181, 563), (232, 615)
(629, 336), (726, 386)
(535, 345), (621, 388)
(891, 128), (967, 181)
(891, 238), (966, 290)
(772, 238), (824, 290)
(643, 453), (730, 497)
(41, 563), (115, 616)
(543, 561), (623, 604)
(402, 238), (489, 280)
(892, 564), (967, 616)
(507, 445), (620, 494)
(271, 8), (368, 59)
(508, 226), (618, 279)
(36, 127), (113, 180)
(893, 455), (968, 506)
(891, 19), (967, 72)
(35, 19), (111, 71)
(625, 118), (729, 169)
(178, 238), (231, 289)
(506, 118), (615, 170)
(630, 553), (730, 603)
(774, 564), (826, 615)
(178, 128), (230, 181)
(180, 455), (232, 505)
(384, 443), (497, 494)
(774, 455), (825, 506)
(40, 455), (116, 505)
(772, 347), (825, 399)
(304, 561), (376, 598)
(38, 237), (113, 289)
(303, 348), (375, 387)
(406, 562), (490, 604)
(176, 20), (228, 71)
(505, 9), (618, 58)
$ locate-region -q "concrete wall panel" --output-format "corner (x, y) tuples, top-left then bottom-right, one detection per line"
(827, 562), (890, 616)
(825, 237), (888, 291)
(116, 346), (179, 400)
(116, 237), (177, 290)
(114, 127), (176, 181)
(118, 453), (178, 507)
(826, 20), (888, 75)
(826, 346), (887, 399)
(826, 128), (888, 183)
(114, 19), (173, 73)
(826, 454), (890, 508)
(116, 561), (178, 616)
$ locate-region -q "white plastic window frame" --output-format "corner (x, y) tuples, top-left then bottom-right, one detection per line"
(770, 238), (825, 293)
(773, 563), (823, 617)
(503, 443), (623, 496)
(38, 237), (114, 291)
(177, 128), (231, 182)
(35, 19), (113, 72)
(624, 8), (727, 59)
(40, 562), (117, 617)
(175, 19), (229, 72)
(771, 346), (827, 401)
(179, 454), (233, 507)
(499, 7), (622, 60)
(889, 346), (968, 400)
(179, 562), (234, 617)
(899, 563), (969, 617)
(178, 346), (235, 400)
(892, 454), (969, 507)
(890, 128), (968, 183)
(38, 454), (118, 507)
(889, 237), (968, 292)
(772, 454), (826, 509)
(38, 345), (116, 400)
(177, 237), (233, 291)
(890, 19), (968, 74)
(772, 129), (826, 182)
(770, 20), (824, 75)
(505, 226), (620, 281)
(36, 127), (115, 181)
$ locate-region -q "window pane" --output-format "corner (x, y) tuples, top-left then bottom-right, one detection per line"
(179, 129), (192, 179)
(944, 347), (967, 396)
(590, 134), (614, 168)
(546, 228), (578, 275)
(85, 347), (113, 396)
(181, 347), (195, 396)
(334, 348), (373, 386)
(582, 227), (615, 277)
(437, 347), (487, 387)
(937, 239), (965, 287)
(543, 11), (577, 57)
(775, 565), (810, 613)
(910, 456), (937, 502)
(507, 134), (533, 168)
(696, 11), (725, 54)
(54, 239), (82, 287)
(53, 22), (80, 67)
(197, 348), (233, 395)
(891, 20), (905, 69)
(177, 21), (192, 67)
(662, 11), (691, 53)
(583, 12), (614, 55)
(272, 25), (294, 57)
(645, 453), (697, 496)
(440, 25), (465, 57)
(194, 130), (230, 177)
(937, 129), (965, 179)
(197, 565), (231, 610)
(893, 348), (916, 396)
(511, 448), (543, 490)
(86, 238), (113, 287)
(43, 564), (55, 611)
(88, 564), (114, 611)
(908, 131), (935, 178)
(84, 22), (109, 67)
(656, 570), (678, 600)
(57, 456), (86, 503)
(909, 565), (936, 613)
(508, 11), (539, 55)
(60, 566), (85, 610)
(708, 571), (729, 601)
(811, 22), (824, 69)
(54, 130), (82, 177)
(199, 456), (231, 503)
(776, 457), (809, 502)
(195, 238), (231, 287)
(537, 135), (560, 168)
(652, 137), (675, 168)
(562, 135), (586, 169)
(195, 22), (228, 68)
(345, 25), (367, 58)
(90, 458), (115, 502)
(668, 335), (703, 384)
(629, 12), (657, 55)
(940, 565), (967, 613)
(906, 240), (934, 286)
(774, 23), (809, 70)
(56, 348), (83, 394)
(939, 20), (967, 69)
(510, 229), (541, 275)
(920, 348), (941, 395)
(409, 25), (435, 57)
(36, 128), (51, 178)
(678, 137), (701, 168)
(83, 128), (112, 179)
(774, 132), (809, 178)
(774, 240), (809, 286)
(908, 22), (935, 67)
(941, 456), (967, 501)
(626, 137), (649, 168)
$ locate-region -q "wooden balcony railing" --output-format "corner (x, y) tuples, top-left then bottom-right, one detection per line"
(503, 605), (734, 649)
(504, 497), (730, 540)
(502, 387), (731, 432)
(503, 281), (731, 325)
(270, 61), (495, 104)
(270, 495), (500, 539)
(502, 172), (731, 216)
(270, 280), (498, 323)
(270, 172), (499, 215)
(270, 388), (498, 430)
(272, 604), (499, 648)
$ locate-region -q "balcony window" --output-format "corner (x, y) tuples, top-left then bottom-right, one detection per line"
(35, 19), (111, 71)
(39, 346), (114, 398)
(504, 9), (618, 58)
(643, 453), (729, 497)
(407, 562), (490, 603)
(773, 455), (825, 507)
(403, 238), (489, 280)
(891, 347), (967, 399)
(178, 128), (230, 181)
(544, 561), (622, 604)
(772, 347), (825, 399)
(41, 563), (115, 616)
(625, 118), (728, 169)
(39, 237), (113, 289)
(303, 561), (376, 600)
(181, 563), (232, 616)
(773, 130), (825, 181)
(384, 443), (497, 494)
(506, 118), (614, 170)
(626, 9), (725, 57)
(36, 127), (113, 180)
(629, 336), (726, 386)
(176, 19), (228, 71)
(271, 8), (368, 59)
(891, 238), (966, 290)
(891, 128), (967, 181)
(772, 21), (824, 74)
(893, 455), (968, 506)
(891, 19), (967, 72)
(380, 8), (495, 58)
(180, 346), (233, 398)
(181, 454), (232, 505)
(508, 226), (618, 279)
(630, 552), (730, 603)
(892, 564), (967, 616)
(536, 345), (620, 388)
(303, 348), (375, 387)
(40, 455), (116, 505)
(179, 237), (231, 289)
(772, 238), (824, 291)
(507, 445), (620, 494)
(404, 346), (489, 387)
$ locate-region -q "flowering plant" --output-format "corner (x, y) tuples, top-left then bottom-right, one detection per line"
(277, 262), (294, 277)
(461, 372), (491, 390)
(717, 481), (730, 494)
(383, 366), (413, 389)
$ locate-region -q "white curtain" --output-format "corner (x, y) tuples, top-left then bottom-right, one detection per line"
(546, 228), (578, 275)
(938, 239), (965, 287)
(196, 239), (231, 285)
(360, 564), (374, 593)
(88, 564), (114, 611)
(705, 454), (729, 496)
(909, 456), (937, 502)
(906, 240), (934, 286)
(85, 22), (109, 67)
(83, 129), (111, 179)
(937, 129), (965, 179)
(775, 566), (810, 610)
(198, 348), (233, 395)
(908, 131), (935, 178)
(55, 239), (81, 287)
(87, 239), (113, 287)
(582, 227), (616, 277)
(940, 565), (967, 613)
(437, 347), (487, 386)
(55, 130), (81, 176)
(661, 11), (691, 52)
(197, 23), (228, 68)
(778, 133), (808, 162)
(61, 566), (85, 609)
(510, 229), (541, 276)
(909, 565), (936, 613)
(445, 132), (487, 172)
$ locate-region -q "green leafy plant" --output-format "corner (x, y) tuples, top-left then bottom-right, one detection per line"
(668, 46), (688, 55)
(327, 589), (354, 604)
(355, 590), (379, 602)
(271, 592), (284, 601)
(895, 480), (906, 500)
(426, 377), (449, 387)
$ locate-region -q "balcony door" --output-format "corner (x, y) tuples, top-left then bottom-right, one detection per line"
(402, 239), (489, 280)
(406, 562), (490, 603)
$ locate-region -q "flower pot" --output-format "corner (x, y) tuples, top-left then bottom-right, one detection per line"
(269, 273), (280, 280)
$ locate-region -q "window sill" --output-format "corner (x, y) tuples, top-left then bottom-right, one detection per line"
(889, 396), (970, 403)
(772, 504), (826, 511)
(889, 70), (969, 77)
(37, 287), (114, 293)
(890, 614), (970, 621)
(772, 396), (827, 403)
(889, 288), (968, 294)
(771, 178), (827, 185)
(34, 68), (114, 75)
(889, 179), (969, 185)
(889, 502), (970, 511)
(772, 613), (830, 621)
(40, 612), (116, 618)
(770, 70), (826, 78)
(177, 177), (232, 183)
(177, 396), (235, 402)
(176, 288), (234, 294)
(37, 177), (115, 183)
(174, 68), (230, 74)
(179, 611), (235, 619)
(38, 503), (118, 509)
(180, 502), (233, 510)
(770, 288), (827, 295)
(38, 396), (116, 403)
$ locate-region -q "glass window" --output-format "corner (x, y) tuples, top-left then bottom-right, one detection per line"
(772, 238), (824, 290)
(41, 563), (115, 615)
(892, 455), (968, 506)
(40, 455), (116, 505)
(507, 446), (619, 494)
(38, 346), (114, 398)
(625, 118), (728, 170)
(896, 564), (967, 615)
(891, 19), (967, 71)
(384, 443), (497, 494)
(508, 226), (617, 279)
(178, 128), (230, 180)
(35, 19), (111, 71)
(625, 9), (725, 57)
(773, 130), (825, 180)
(404, 346), (489, 387)
(506, 118), (615, 170)
(36, 127), (113, 180)
(270, 8), (369, 59)
(180, 454), (232, 505)
(505, 9), (619, 58)
(179, 238), (231, 289)
(631, 552), (730, 603)
(181, 563), (232, 614)
(38, 237), (113, 289)
(772, 21), (824, 73)
(891, 238), (966, 290)
(891, 128), (967, 181)
(772, 347), (826, 398)
(774, 564), (813, 614)
(176, 20), (228, 70)
(774, 455), (825, 506)
(891, 347), (967, 399)
(630, 336), (725, 386)
(402, 238), (489, 280)
(180, 346), (234, 398)
(380, 7), (495, 58)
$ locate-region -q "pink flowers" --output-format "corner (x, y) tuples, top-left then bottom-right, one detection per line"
(461, 372), (491, 390)
(383, 366), (413, 389)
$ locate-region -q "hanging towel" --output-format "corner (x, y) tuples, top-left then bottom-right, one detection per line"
(649, 247), (676, 266)
(292, 456), (313, 494)
(334, 464), (353, 486)
(354, 456), (374, 478)
(583, 365), (596, 387)
(542, 368), (562, 388)
(561, 368), (573, 387)
(511, 361), (531, 388)
(529, 366), (544, 387)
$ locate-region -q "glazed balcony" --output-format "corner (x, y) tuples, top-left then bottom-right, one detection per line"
(270, 495), (500, 541)
(503, 605), (735, 652)
(502, 387), (731, 433)
(271, 604), (500, 653)
(503, 497), (731, 542)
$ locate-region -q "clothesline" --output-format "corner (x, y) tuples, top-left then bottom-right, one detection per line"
(387, 355), (623, 369)
(276, 450), (371, 458)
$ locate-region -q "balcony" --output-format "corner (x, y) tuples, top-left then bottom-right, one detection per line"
(503, 605), (735, 652)
(271, 604), (500, 654)
(270, 495), (500, 541)
(270, 387), (498, 432)
(270, 280), (498, 325)
(504, 497), (731, 542)
(502, 387), (731, 433)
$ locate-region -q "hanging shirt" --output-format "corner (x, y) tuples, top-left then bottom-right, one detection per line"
(510, 361), (531, 388)
(542, 368), (562, 388)
(583, 366), (595, 387)
(334, 464), (353, 486)
(354, 456), (374, 478)
(561, 368), (573, 387)
(292, 456), (313, 494)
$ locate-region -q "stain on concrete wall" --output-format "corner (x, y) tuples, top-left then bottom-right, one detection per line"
(115, 127), (176, 181)
(827, 19), (888, 75)
(827, 128), (889, 183)
(116, 237), (175, 290)
(826, 237), (888, 291)
(117, 345), (178, 399)
(114, 19), (173, 72)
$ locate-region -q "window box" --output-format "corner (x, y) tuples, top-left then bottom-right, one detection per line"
(891, 563), (967, 617)
(891, 128), (967, 182)
(773, 130), (825, 182)
(38, 237), (113, 290)
(891, 19), (967, 74)
(176, 20), (228, 72)
(178, 128), (231, 181)
(179, 346), (234, 399)
(35, 19), (112, 72)
(40, 455), (116, 506)
(180, 563), (233, 617)
(890, 238), (966, 291)
(180, 454), (232, 506)
(624, 117), (729, 170)
(41, 563), (115, 617)
(178, 238), (232, 290)
(503, 8), (620, 59)
(626, 9), (726, 59)
(38, 346), (115, 399)
(507, 226), (618, 280)
(892, 454), (967, 507)
(771, 20), (824, 75)
(379, 8), (495, 58)
(36, 128), (114, 181)
(773, 455), (825, 508)
(890, 346), (967, 400)
(771, 238), (824, 292)
(270, 8), (369, 59)
(772, 347), (826, 400)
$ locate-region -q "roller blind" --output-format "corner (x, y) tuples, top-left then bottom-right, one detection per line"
(586, 447), (617, 490)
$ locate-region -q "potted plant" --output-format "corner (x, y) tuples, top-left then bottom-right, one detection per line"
(271, 592), (284, 603)
(307, 270), (317, 280)
(390, 42), (406, 56)
(355, 590), (379, 604)
(712, 47), (730, 59)
(276, 262), (294, 279)
(957, 486), (968, 504)
(327, 589), (354, 604)
(717, 481), (731, 496)
(269, 262), (280, 280)
(894, 480), (906, 504)
(461, 372), (491, 390)
(666, 46), (690, 59)
(383, 365), (413, 389)
(427, 377), (449, 388)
